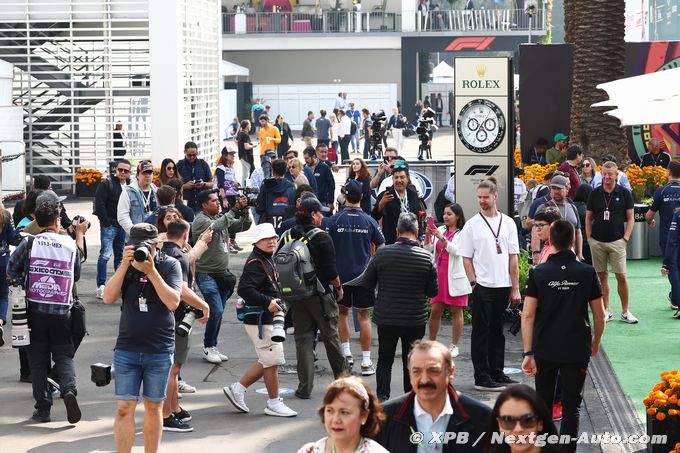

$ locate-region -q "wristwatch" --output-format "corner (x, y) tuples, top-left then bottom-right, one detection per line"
(469, 280), (476, 287)
(522, 351), (534, 357)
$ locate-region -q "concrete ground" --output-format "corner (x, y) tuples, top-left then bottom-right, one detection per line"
(0, 130), (633, 452)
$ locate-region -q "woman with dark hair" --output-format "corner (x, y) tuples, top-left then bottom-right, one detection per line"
(299, 376), (388, 453)
(347, 158), (372, 214)
(486, 384), (563, 453)
(154, 158), (179, 187)
(215, 148), (241, 252)
(275, 114), (294, 158)
(572, 184), (593, 265)
(425, 203), (469, 358)
(15, 189), (44, 230)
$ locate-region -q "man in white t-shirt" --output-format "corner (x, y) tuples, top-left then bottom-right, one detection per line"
(458, 180), (521, 392)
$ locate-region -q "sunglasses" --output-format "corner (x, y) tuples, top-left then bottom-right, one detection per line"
(391, 159), (407, 170)
(166, 166), (175, 170)
(117, 168), (131, 173)
(497, 413), (540, 430)
(583, 163), (591, 167)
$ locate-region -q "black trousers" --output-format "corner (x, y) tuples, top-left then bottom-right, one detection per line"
(535, 357), (589, 453)
(470, 284), (510, 383)
(339, 135), (351, 162)
(27, 310), (76, 411)
(376, 324), (426, 400)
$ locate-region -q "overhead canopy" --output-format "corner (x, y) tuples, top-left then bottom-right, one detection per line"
(592, 67), (680, 126)
(432, 61), (454, 79)
(222, 60), (249, 78)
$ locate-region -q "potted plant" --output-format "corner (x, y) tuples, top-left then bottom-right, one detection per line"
(75, 168), (104, 197)
(643, 370), (680, 453)
(625, 164), (667, 204)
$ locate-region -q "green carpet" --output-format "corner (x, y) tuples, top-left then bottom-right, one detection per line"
(600, 257), (679, 421)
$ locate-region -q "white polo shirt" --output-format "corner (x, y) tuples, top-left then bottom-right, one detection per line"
(414, 395), (453, 453)
(458, 211), (519, 288)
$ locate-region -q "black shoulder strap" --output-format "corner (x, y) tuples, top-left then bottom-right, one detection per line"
(23, 235), (35, 284)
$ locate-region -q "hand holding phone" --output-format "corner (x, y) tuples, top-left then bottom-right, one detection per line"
(427, 216), (436, 230)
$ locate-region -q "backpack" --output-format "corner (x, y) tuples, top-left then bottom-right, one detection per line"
(350, 120), (357, 136)
(274, 227), (325, 302)
(517, 190), (533, 230)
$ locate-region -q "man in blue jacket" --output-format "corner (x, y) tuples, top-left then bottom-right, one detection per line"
(303, 146), (335, 215)
(256, 159), (296, 232)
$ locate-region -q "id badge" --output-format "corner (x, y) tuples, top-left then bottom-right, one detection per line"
(139, 297), (148, 312)
(603, 210), (610, 221)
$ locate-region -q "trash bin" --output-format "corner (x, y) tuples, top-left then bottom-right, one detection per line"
(626, 204), (649, 260)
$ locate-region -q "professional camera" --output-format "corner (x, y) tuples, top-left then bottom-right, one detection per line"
(72, 215), (91, 229)
(416, 107), (437, 160)
(133, 241), (152, 262)
(91, 363), (112, 387)
(237, 186), (259, 207)
(8, 281), (30, 348)
(369, 110), (387, 159)
(270, 300), (288, 343)
(506, 305), (522, 336)
(175, 305), (205, 337)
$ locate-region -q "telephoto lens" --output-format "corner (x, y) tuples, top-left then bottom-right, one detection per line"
(9, 285), (30, 348)
(271, 310), (286, 342)
(176, 310), (197, 337)
(133, 243), (150, 262)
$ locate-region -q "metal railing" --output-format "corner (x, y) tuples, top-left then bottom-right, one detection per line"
(416, 8), (545, 32)
(223, 11), (401, 34)
(222, 8), (545, 34)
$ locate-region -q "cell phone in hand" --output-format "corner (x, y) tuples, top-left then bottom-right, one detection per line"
(427, 216), (436, 230)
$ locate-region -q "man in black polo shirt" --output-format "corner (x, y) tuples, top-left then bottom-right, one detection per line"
(585, 161), (638, 324)
(521, 220), (605, 453)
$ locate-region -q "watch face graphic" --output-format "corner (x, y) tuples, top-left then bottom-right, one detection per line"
(457, 99), (506, 153)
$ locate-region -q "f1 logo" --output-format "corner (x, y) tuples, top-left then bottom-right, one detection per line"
(464, 165), (499, 176)
(445, 37), (495, 51)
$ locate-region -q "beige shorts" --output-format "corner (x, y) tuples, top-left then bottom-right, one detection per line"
(244, 324), (285, 368)
(589, 238), (627, 274)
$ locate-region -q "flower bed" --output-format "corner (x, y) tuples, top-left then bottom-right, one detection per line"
(644, 370), (680, 453)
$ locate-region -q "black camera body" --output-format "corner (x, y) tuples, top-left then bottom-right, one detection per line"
(237, 186), (259, 207)
(91, 363), (112, 387)
(133, 241), (152, 262)
(72, 215), (91, 229)
(369, 110), (387, 157)
(506, 305), (522, 336)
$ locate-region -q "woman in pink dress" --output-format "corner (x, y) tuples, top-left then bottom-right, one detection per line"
(426, 203), (470, 358)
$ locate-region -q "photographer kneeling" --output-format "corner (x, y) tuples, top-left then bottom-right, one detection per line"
(7, 193), (87, 423)
(160, 219), (211, 432)
(102, 223), (182, 453)
(223, 223), (297, 417)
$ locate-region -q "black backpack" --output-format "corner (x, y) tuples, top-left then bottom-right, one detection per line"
(350, 121), (357, 136)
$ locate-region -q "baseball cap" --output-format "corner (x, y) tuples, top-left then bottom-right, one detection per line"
(298, 196), (329, 215)
(554, 133), (569, 142)
(252, 223), (278, 244)
(37, 190), (67, 204)
(128, 223), (162, 245)
(343, 179), (363, 198)
(221, 147), (236, 156)
(137, 161), (154, 174)
(550, 175), (569, 189)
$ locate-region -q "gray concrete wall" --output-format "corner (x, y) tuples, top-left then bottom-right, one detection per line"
(223, 49), (402, 91)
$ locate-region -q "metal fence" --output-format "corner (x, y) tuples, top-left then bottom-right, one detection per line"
(223, 8), (545, 34)
(223, 11), (401, 34)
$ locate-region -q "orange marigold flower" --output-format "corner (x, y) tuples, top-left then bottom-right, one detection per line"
(648, 407), (657, 415)
(656, 412), (666, 421)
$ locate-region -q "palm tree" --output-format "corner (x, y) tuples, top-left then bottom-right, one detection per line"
(565, 0), (627, 162)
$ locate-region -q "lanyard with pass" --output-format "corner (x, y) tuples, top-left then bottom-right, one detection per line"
(480, 212), (503, 254)
(602, 187), (615, 221)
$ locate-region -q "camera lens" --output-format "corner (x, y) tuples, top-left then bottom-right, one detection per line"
(133, 246), (150, 262)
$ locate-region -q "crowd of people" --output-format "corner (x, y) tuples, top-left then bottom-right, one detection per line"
(0, 120), (676, 453)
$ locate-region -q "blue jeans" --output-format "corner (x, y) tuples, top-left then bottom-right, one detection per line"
(668, 261), (680, 307)
(350, 130), (360, 151)
(196, 272), (235, 348)
(113, 349), (173, 402)
(96, 225), (126, 286)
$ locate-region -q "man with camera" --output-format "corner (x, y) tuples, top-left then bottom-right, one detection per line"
(369, 147), (398, 189)
(7, 192), (87, 423)
(223, 223), (297, 417)
(160, 219), (211, 432)
(192, 189), (252, 364)
(177, 141), (214, 212)
(102, 223), (182, 453)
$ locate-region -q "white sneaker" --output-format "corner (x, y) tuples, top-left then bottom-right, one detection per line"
(449, 344), (459, 358)
(264, 398), (297, 417)
(223, 384), (249, 413)
(621, 312), (639, 324)
(203, 346), (221, 364)
(605, 311), (614, 322)
(96, 285), (105, 300)
(178, 381), (196, 393)
(217, 350), (229, 361)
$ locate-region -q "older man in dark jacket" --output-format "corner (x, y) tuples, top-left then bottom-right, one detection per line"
(374, 340), (490, 453)
(361, 212), (438, 401)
